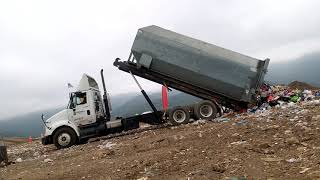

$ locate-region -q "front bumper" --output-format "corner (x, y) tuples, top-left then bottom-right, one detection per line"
(41, 136), (53, 145)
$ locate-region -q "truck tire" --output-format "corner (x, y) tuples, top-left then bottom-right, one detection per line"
(53, 127), (77, 149)
(169, 106), (190, 125)
(194, 100), (217, 120)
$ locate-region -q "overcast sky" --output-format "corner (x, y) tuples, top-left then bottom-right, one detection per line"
(1, 0), (320, 120)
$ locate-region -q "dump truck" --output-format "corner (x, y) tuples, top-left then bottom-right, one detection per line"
(41, 25), (269, 149)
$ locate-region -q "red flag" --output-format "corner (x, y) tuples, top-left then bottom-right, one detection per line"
(162, 85), (169, 110)
(28, 136), (32, 144)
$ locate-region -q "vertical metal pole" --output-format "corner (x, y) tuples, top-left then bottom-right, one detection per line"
(127, 52), (133, 62)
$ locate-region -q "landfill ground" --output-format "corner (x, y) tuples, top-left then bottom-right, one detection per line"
(1, 101), (320, 180)
(1, 138), (27, 146)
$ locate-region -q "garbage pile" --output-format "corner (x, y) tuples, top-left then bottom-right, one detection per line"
(249, 82), (320, 113)
(6, 141), (47, 163)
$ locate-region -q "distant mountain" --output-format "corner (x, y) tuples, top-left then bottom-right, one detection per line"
(266, 51), (320, 87)
(109, 92), (138, 111)
(0, 107), (63, 138)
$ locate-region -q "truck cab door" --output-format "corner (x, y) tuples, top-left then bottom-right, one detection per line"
(93, 91), (105, 121)
(69, 91), (96, 126)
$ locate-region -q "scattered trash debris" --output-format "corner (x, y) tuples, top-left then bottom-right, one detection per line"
(214, 117), (230, 123)
(286, 158), (300, 163)
(300, 167), (311, 174)
(192, 119), (207, 125)
(233, 119), (249, 126)
(97, 141), (116, 150)
(43, 158), (53, 163)
(15, 158), (22, 163)
(230, 140), (247, 145)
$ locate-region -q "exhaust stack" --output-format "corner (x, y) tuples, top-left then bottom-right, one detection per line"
(100, 69), (111, 121)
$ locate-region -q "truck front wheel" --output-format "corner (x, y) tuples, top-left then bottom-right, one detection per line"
(169, 107), (190, 125)
(53, 127), (77, 149)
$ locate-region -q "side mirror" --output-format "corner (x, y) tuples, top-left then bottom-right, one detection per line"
(69, 94), (76, 109)
(41, 114), (45, 121)
(69, 102), (74, 109)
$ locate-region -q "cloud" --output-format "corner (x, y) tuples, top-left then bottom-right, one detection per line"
(0, 0), (319, 119)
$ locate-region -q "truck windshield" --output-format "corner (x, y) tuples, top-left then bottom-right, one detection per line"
(68, 92), (87, 109)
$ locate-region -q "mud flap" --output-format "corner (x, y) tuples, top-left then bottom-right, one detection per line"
(41, 136), (52, 145)
(122, 117), (139, 131)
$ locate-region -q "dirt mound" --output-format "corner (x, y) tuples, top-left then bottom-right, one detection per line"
(288, 81), (318, 90)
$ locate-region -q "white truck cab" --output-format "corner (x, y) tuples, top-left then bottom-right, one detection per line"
(68, 75), (105, 127)
(41, 72), (135, 149)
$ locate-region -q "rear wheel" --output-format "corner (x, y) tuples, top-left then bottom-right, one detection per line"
(194, 100), (217, 120)
(169, 107), (190, 125)
(53, 127), (77, 149)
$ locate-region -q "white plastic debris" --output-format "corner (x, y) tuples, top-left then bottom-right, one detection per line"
(286, 158), (299, 163)
(33, 152), (40, 157)
(288, 102), (296, 107)
(192, 119), (207, 125)
(300, 167), (311, 174)
(15, 158), (22, 163)
(97, 142), (116, 149)
(230, 141), (247, 145)
(44, 158), (53, 163)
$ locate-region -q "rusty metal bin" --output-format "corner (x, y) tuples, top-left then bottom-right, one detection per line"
(0, 137), (8, 166)
(0, 145), (8, 166)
